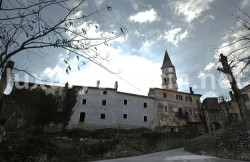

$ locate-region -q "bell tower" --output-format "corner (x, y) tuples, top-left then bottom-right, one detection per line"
(161, 50), (178, 91)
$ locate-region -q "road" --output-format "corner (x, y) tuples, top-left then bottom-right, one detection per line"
(96, 148), (242, 162)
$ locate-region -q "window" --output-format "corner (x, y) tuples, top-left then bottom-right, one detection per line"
(243, 93), (249, 101)
(166, 78), (169, 83)
(123, 114), (127, 119)
(79, 112), (85, 122)
(101, 113), (105, 119)
(176, 95), (182, 100)
(103, 91), (107, 95)
(163, 93), (167, 98)
(82, 99), (87, 104)
(186, 96), (192, 102)
(172, 77), (176, 83)
(144, 116), (147, 122)
(124, 99), (128, 105)
(144, 102), (147, 108)
(188, 108), (193, 116)
(178, 107), (183, 113)
(102, 100), (106, 105)
(55, 89), (59, 95)
(164, 106), (168, 113)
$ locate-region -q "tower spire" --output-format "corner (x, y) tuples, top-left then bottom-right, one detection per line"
(162, 50), (173, 68)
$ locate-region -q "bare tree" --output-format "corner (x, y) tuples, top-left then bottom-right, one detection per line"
(217, 9), (250, 121)
(219, 8), (250, 74)
(0, 0), (125, 77)
(218, 54), (249, 121)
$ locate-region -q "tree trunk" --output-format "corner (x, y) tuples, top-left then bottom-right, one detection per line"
(0, 61), (15, 99)
(218, 54), (249, 121)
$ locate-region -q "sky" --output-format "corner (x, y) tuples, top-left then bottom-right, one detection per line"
(8, 0), (250, 100)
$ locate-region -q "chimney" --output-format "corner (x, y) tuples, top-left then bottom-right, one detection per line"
(229, 91), (233, 100)
(65, 82), (69, 89)
(189, 87), (194, 94)
(96, 80), (100, 88)
(114, 81), (118, 90)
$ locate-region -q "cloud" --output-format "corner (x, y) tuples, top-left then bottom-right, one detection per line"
(173, 0), (214, 22)
(94, 0), (104, 6)
(177, 74), (190, 91)
(134, 30), (145, 37)
(198, 72), (205, 78)
(204, 62), (215, 71)
(200, 14), (215, 23)
(43, 52), (162, 96)
(139, 41), (153, 53)
(241, 0), (249, 8)
(163, 28), (188, 46)
(42, 38), (162, 96)
(129, 0), (139, 10)
(129, 9), (159, 23)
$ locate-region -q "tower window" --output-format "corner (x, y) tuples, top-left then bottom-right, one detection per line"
(102, 100), (106, 105)
(82, 99), (87, 104)
(163, 93), (167, 98)
(166, 78), (169, 83)
(79, 112), (85, 122)
(144, 116), (147, 122)
(103, 91), (107, 95)
(171, 78), (176, 83)
(101, 113), (105, 119)
(123, 114), (127, 119)
(144, 102), (147, 108)
(124, 99), (128, 105)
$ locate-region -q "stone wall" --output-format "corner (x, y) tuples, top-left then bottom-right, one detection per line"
(1, 128), (188, 162)
(184, 121), (250, 161)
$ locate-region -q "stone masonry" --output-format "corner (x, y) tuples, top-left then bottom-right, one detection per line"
(184, 121), (250, 161)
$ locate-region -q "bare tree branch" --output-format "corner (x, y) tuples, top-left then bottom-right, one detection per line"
(0, 0), (125, 79)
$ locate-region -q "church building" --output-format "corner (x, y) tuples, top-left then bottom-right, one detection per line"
(148, 51), (202, 133)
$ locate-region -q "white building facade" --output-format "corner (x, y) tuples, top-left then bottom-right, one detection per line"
(67, 86), (157, 130)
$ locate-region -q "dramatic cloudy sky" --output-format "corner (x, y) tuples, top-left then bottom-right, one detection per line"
(9, 0), (250, 100)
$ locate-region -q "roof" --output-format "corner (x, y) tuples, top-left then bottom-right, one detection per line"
(242, 84), (250, 91)
(13, 82), (154, 99)
(87, 86), (154, 99)
(161, 50), (173, 68)
(149, 88), (202, 96)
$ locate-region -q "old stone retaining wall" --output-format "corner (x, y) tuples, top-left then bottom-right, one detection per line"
(184, 121), (250, 161)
